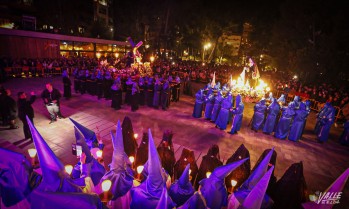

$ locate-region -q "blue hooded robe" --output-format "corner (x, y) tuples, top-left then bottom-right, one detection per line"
(251, 99), (267, 131)
(288, 102), (309, 141)
(210, 91), (224, 122)
(317, 104), (335, 142)
(204, 90), (215, 120)
(192, 89), (205, 118)
(314, 102), (332, 135)
(215, 94), (233, 130)
(130, 129), (175, 209)
(153, 79), (162, 108)
(228, 94), (244, 134)
(274, 96), (300, 139)
(168, 164), (195, 207)
(263, 98), (280, 134)
(340, 121), (349, 146)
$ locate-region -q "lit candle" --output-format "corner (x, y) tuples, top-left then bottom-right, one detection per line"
(231, 179), (237, 187)
(137, 165), (144, 174)
(96, 150), (103, 158)
(28, 148), (37, 165)
(28, 148), (37, 158)
(129, 156), (135, 164)
(206, 172), (211, 178)
(65, 165), (73, 175)
(134, 133), (138, 139)
(101, 179), (112, 201)
(309, 194), (316, 202)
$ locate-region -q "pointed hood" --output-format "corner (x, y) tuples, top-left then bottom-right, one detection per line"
(75, 127), (93, 164)
(240, 148), (274, 191)
(271, 162), (307, 209)
(178, 164), (191, 186)
(241, 166), (275, 209)
(100, 121), (133, 200)
(130, 129), (169, 209)
(69, 118), (98, 149)
(169, 164), (195, 206)
(199, 158), (249, 209)
(122, 116), (138, 157)
(110, 120), (125, 170)
(0, 148), (32, 207)
(211, 72), (216, 88)
(27, 116), (81, 192)
(27, 116), (64, 186)
(147, 128), (165, 197)
(135, 132), (149, 167)
(225, 144), (251, 191)
(302, 168), (349, 209)
(212, 158), (249, 181)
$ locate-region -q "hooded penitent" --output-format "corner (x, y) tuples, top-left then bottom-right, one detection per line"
(196, 145), (223, 190)
(198, 158), (249, 209)
(224, 144), (251, 192)
(121, 116), (138, 157)
(169, 164), (195, 206)
(157, 136), (176, 177)
(69, 118), (99, 149)
(229, 166), (275, 209)
(130, 129), (175, 209)
(26, 116), (105, 209)
(100, 121), (134, 200)
(233, 148), (275, 209)
(74, 127), (106, 186)
(251, 99), (267, 131)
(27, 116), (81, 193)
(135, 132), (149, 168)
(173, 148), (198, 185)
(270, 162), (307, 209)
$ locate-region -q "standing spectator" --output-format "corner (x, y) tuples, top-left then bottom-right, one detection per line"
(131, 82), (140, 112)
(2, 89), (18, 129)
(111, 78), (122, 110)
(62, 70), (71, 99)
(17, 91), (36, 139)
(41, 83), (64, 124)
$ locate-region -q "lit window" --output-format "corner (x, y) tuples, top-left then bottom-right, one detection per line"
(43, 25), (47, 29)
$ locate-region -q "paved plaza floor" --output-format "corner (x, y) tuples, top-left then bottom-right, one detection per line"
(1, 76), (349, 207)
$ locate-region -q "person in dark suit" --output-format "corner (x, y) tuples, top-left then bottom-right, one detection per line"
(17, 91), (36, 139)
(62, 70), (71, 99)
(41, 83), (64, 124)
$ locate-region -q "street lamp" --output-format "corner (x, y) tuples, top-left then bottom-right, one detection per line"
(202, 42), (212, 63)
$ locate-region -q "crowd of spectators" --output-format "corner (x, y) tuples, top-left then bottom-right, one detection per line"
(1, 56), (348, 111)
